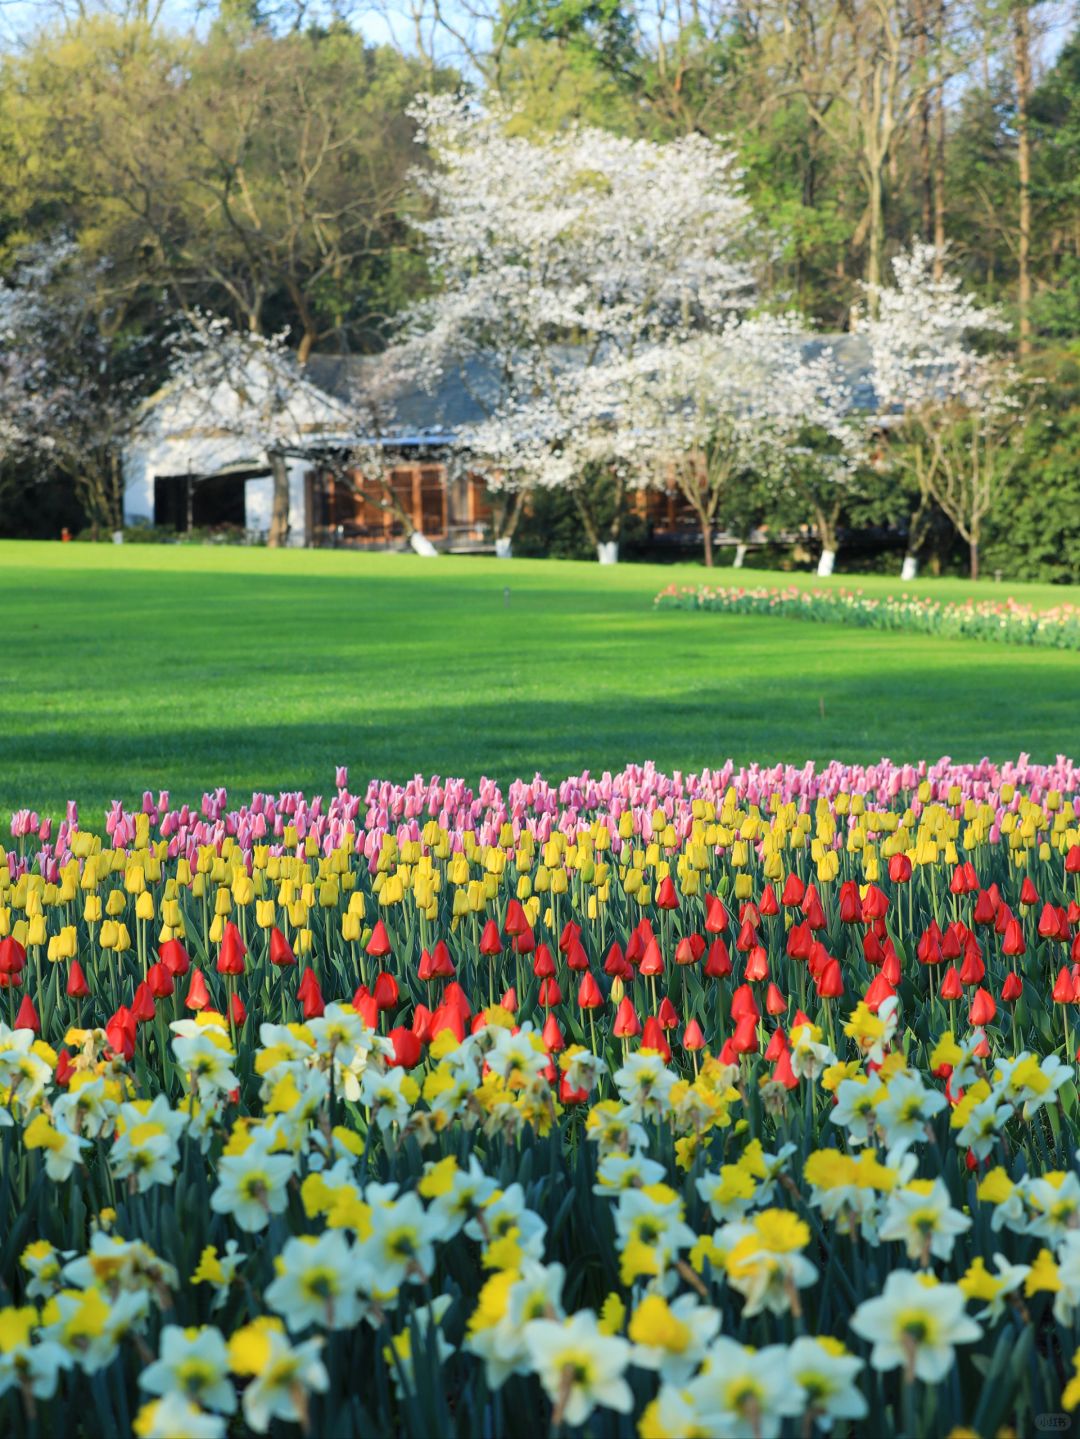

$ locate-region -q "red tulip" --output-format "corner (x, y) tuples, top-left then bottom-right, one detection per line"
(1052, 967), (1074, 1004)
(888, 854), (912, 884)
(14, 993), (39, 1033)
(744, 946), (769, 983)
(704, 893), (729, 933)
(388, 1027), (422, 1068)
(815, 959), (844, 999)
(704, 939), (731, 978)
(559, 1072), (590, 1104)
(366, 919), (393, 958)
(939, 966), (963, 1001)
(1020, 876), (1039, 907)
(786, 922), (812, 961)
(732, 1014), (759, 1054)
(566, 938), (589, 972)
(861, 884), (889, 920)
(973, 890), (998, 925)
(864, 972), (896, 1012)
(969, 988), (996, 1026)
(780, 873), (805, 907)
(479, 919), (502, 956)
(373, 972), (399, 1012)
(418, 948), (436, 982)
(764, 1026), (788, 1060)
(538, 977), (563, 1006)
(759, 883), (779, 917)
(515, 926), (536, 955)
(656, 876), (679, 910)
(1000, 972), (1023, 1002)
(216, 921), (247, 976)
(613, 996), (641, 1038)
(1038, 903), (1065, 940)
(500, 986), (518, 1013)
(657, 996), (679, 1030)
(577, 973), (603, 1009)
(298, 968), (325, 1019)
(1002, 919), (1026, 957)
(503, 899), (528, 936)
(838, 881), (862, 924)
(772, 1047), (799, 1089)
(803, 891), (827, 930)
(185, 969), (210, 1011)
(674, 937), (699, 966)
(158, 938), (191, 977)
(429, 1002), (464, 1042)
(958, 950), (985, 986)
(269, 927), (296, 967)
(55, 1049), (74, 1086)
(105, 1005), (135, 1059)
(533, 945), (556, 979)
(603, 942), (626, 976)
(0, 936), (27, 975)
(431, 940), (456, 978)
(559, 921), (582, 954)
(639, 938), (664, 977)
(66, 960), (90, 998)
(641, 1016), (671, 1061)
(443, 981), (472, 1018)
(683, 1018), (705, 1050)
(1066, 844), (1080, 874)
(731, 982), (760, 1021)
(765, 982), (786, 1016)
(542, 1013), (565, 1051)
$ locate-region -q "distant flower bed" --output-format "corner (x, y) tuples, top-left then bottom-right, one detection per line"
(655, 582), (1080, 650)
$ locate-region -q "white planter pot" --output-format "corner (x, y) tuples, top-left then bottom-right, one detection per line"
(494, 537), (513, 559)
(733, 543), (747, 569)
(900, 553), (919, 581)
(111, 530), (124, 545)
(409, 531), (438, 558)
(597, 541), (619, 565)
(816, 548), (836, 577)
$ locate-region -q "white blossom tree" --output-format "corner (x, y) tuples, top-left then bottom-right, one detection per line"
(0, 239), (149, 536)
(863, 242), (1017, 580)
(392, 94), (759, 560)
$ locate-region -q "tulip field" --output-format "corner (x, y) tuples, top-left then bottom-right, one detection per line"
(5, 758), (1080, 1436)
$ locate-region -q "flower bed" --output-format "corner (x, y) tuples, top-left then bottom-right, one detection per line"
(655, 581), (1080, 650)
(4, 759), (1080, 1436)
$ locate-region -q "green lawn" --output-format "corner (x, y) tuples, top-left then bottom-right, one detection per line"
(2, 539), (1079, 818)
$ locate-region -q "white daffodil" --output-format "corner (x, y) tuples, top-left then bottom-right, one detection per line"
(360, 1191), (447, 1293)
(265, 1231), (365, 1332)
(1024, 1172), (1080, 1245)
(209, 1143), (296, 1233)
(170, 1025), (239, 1097)
(465, 1261), (566, 1388)
(19, 1239), (75, 1301)
(628, 1293), (721, 1384)
(132, 1395), (226, 1439)
(139, 1324), (236, 1414)
(523, 1310), (633, 1429)
(876, 1072), (947, 1161)
(0, 1307), (71, 1401)
(686, 1337), (803, 1438)
(593, 1150), (666, 1195)
(466, 1183), (547, 1263)
(359, 1064), (414, 1131)
(878, 1179), (973, 1264)
(955, 1092), (1013, 1161)
(958, 1253), (1031, 1322)
(229, 1321), (329, 1434)
(830, 1073), (885, 1146)
(787, 1336), (868, 1431)
(717, 1209), (818, 1317)
(612, 1052), (677, 1121)
(850, 1270), (981, 1383)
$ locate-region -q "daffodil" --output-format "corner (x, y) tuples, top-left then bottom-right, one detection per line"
(878, 1179), (973, 1265)
(139, 1324), (236, 1413)
(849, 1270), (981, 1383)
(265, 1231), (366, 1331)
(523, 1310), (633, 1429)
(685, 1337), (803, 1438)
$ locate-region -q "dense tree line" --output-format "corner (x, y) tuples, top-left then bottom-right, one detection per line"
(0, 0), (1077, 577)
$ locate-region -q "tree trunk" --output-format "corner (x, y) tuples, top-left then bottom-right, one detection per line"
(866, 164), (885, 295)
(1013, 3), (1033, 356)
(916, 0), (933, 242)
(268, 453), (290, 547)
(969, 535), (979, 581)
(702, 515), (714, 568)
(933, 0), (948, 276)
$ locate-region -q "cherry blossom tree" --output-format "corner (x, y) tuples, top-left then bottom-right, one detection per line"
(863, 242), (1017, 580)
(392, 94), (758, 560)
